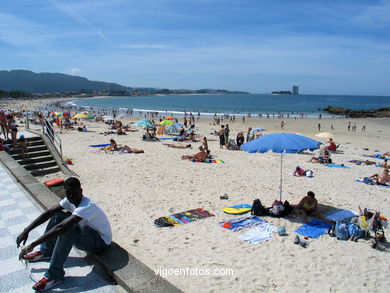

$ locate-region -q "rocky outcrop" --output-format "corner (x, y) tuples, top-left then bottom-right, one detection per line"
(324, 106), (390, 118)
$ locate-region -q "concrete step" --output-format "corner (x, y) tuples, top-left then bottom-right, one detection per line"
(8, 145), (48, 155)
(17, 155), (54, 165)
(11, 150), (51, 160)
(30, 166), (61, 177)
(22, 160), (57, 171)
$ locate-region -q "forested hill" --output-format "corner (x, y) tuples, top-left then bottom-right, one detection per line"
(0, 69), (249, 95)
(0, 70), (127, 94)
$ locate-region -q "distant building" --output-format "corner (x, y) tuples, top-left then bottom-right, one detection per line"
(292, 86), (299, 95)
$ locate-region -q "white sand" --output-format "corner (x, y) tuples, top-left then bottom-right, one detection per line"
(4, 99), (390, 292)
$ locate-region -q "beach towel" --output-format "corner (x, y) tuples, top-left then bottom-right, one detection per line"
(325, 164), (350, 169)
(192, 159), (225, 163)
(355, 179), (390, 188)
(219, 216), (267, 232)
(159, 136), (180, 140)
(288, 172), (314, 178)
(295, 219), (331, 238)
(89, 143), (110, 147)
(154, 208), (215, 228)
(238, 223), (277, 244)
(363, 155), (389, 160)
(325, 209), (358, 222)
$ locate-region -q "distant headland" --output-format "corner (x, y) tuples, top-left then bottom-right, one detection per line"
(270, 85), (299, 95)
(0, 69), (249, 98)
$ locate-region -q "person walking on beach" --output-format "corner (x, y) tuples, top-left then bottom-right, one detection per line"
(246, 127), (252, 142)
(348, 121), (351, 132)
(218, 125), (225, 149)
(318, 123), (321, 132)
(17, 177), (112, 291)
(224, 124), (230, 145)
(281, 120), (284, 129)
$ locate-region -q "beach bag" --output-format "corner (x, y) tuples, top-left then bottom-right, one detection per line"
(251, 199), (266, 216)
(347, 223), (365, 239)
(305, 170), (314, 177)
(335, 222), (349, 240)
(363, 177), (373, 185)
(269, 200), (285, 216)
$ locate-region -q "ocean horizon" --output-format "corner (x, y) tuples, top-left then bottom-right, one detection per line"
(65, 93), (390, 118)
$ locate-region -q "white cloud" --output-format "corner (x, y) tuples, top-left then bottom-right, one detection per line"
(71, 68), (82, 75)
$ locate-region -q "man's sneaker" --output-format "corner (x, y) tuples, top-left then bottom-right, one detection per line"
(32, 277), (62, 292)
(23, 251), (50, 262)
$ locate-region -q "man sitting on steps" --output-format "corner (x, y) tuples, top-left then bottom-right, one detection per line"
(16, 177), (112, 292)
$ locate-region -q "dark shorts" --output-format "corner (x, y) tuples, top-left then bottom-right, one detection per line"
(219, 135), (225, 145)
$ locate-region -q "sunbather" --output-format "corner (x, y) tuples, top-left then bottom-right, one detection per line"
(109, 139), (144, 153)
(181, 149), (209, 161)
(293, 191), (333, 223)
(164, 144), (192, 149)
(370, 169), (390, 186)
(326, 138), (337, 152)
(293, 166), (306, 176)
(309, 147), (330, 163)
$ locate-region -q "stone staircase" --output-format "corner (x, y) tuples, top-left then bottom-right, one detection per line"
(5, 136), (61, 176)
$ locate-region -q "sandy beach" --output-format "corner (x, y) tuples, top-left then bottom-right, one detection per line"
(2, 98), (390, 292)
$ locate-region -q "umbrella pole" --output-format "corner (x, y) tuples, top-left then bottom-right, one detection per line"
(280, 153), (283, 201)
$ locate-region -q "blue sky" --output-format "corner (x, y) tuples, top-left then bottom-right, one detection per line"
(1, 0), (390, 95)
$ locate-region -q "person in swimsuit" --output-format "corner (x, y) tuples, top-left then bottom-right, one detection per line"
(164, 144), (191, 149)
(370, 169), (390, 186)
(181, 149), (208, 161)
(109, 139), (144, 153)
(0, 111), (9, 140)
(9, 117), (18, 150)
(326, 138), (337, 152)
(218, 125), (225, 149)
(201, 137), (209, 151)
(293, 191), (333, 223)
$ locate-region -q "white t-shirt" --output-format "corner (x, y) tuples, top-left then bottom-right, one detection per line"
(60, 196), (112, 245)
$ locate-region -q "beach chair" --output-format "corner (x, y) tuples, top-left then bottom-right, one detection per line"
(227, 139), (239, 150)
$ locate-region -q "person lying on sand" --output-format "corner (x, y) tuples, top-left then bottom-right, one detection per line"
(369, 169), (390, 186)
(181, 149), (210, 161)
(164, 144), (192, 149)
(108, 139), (144, 153)
(293, 166), (313, 177)
(293, 191), (334, 223)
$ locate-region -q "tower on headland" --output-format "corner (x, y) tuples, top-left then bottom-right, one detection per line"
(292, 86), (299, 95)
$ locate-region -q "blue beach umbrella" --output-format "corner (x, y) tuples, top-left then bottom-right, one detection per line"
(134, 118), (154, 128)
(241, 133), (322, 200)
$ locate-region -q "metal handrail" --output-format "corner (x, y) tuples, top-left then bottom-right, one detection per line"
(42, 119), (63, 159)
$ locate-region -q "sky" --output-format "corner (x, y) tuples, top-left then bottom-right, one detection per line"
(1, 0), (390, 95)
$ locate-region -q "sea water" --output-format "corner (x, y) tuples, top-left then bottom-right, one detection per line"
(65, 94), (390, 118)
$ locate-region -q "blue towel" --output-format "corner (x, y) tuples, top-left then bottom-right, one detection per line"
(295, 219), (331, 238)
(220, 216), (267, 232)
(159, 137), (179, 140)
(325, 209), (357, 221)
(326, 164), (350, 168)
(89, 144), (110, 147)
(363, 155), (389, 160)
